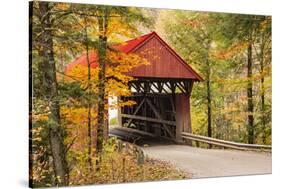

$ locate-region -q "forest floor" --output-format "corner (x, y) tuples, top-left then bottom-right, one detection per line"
(110, 126), (272, 179)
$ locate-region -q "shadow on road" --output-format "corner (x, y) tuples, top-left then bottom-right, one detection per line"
(109, 126), (176, 147)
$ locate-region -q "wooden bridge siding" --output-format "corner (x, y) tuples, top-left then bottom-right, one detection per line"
(128, 36), (197, 79)
(175, 93), (192, 143)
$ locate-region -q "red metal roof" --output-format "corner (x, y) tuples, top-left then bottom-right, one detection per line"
(66, 31), (203, 81)
(65, 50), (98, 72)
(65, 32), (154, 72)
(113, 32), (154, 53)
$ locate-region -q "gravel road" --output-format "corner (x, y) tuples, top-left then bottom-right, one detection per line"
(143, 144), (271, 178)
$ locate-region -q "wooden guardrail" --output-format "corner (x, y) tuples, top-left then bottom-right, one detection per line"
(182, 132), (271, 151)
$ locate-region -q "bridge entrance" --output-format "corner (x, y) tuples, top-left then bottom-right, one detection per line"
(119, 78), (194, 142)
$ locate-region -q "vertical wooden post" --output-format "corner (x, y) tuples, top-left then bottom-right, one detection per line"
(185, 96), (192, 133)
(175, 94), (192, 144)
(159, 97), (166, 137)
(175, 94), (182, 142)
(117, 96), (122, 127)
(154, 124), (161, 136)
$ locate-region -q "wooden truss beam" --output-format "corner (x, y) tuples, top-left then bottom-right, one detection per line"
(145, 98), (174, 138)
(129, 79), (192, 95)
(126, 98), (146, 127)
(121, 114), (176, 126)
(176, 82), (186, 93)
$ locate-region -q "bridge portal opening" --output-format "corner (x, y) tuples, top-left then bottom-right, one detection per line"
(119, 78), (194, 143)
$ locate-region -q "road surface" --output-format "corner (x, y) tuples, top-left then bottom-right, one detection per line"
(110, 127), (272, 178)
(143, 144), (271, 178)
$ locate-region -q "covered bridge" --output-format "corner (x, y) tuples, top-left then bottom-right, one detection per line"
(67, 31), (203, 142)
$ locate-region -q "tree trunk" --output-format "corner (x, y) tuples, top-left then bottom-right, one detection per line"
(96, 8), (109, 155)
(38, 2), (68, 185)
(84, 18), (93, 168)
(206, 60), (212, 145)
(247, 41), (254, 144)
(259, 35), (266, 144)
